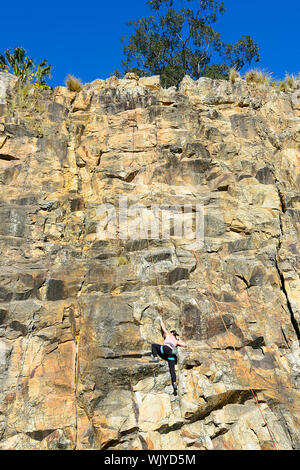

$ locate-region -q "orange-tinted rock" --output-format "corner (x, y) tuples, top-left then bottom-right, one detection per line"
(0, 73), (299, 450)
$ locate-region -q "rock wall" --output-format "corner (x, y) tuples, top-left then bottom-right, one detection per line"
(0, 71), (300, 450)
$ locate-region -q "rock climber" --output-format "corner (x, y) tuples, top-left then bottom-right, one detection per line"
(149, 316), (187, 395)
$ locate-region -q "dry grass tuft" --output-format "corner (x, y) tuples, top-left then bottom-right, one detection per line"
(285, 74), (295, 89)
(65, 75), (83, 92)
(229, 68), (241, 84)
(278, 75), (296, 92)
(245, 69), (272, 86)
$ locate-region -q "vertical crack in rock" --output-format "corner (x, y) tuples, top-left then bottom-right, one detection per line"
(73, 309), (81, 450)
(275, 256), (300, 341)
(275, 186), (300, 341)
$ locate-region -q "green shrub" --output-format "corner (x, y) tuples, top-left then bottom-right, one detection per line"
(117, 256), (131, 266)
(5, 83), (49, 136)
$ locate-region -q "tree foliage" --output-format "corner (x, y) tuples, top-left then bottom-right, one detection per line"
(0, 47), (52, 89)
(34, 59), (52, 89)
(121, 0), (260, 87)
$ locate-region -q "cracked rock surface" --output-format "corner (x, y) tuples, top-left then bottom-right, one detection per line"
(0, 72), (299, 450)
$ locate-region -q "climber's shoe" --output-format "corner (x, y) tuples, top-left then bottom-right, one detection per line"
(173, 383), (178, 396)
(149, 357), (159, 363)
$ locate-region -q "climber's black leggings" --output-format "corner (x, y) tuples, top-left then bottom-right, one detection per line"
(151, 343), (177, 384)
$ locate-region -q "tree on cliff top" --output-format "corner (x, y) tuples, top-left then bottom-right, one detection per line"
(121, 0), (260, 87)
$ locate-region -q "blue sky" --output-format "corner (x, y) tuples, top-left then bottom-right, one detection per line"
(0, 0), (299, 86)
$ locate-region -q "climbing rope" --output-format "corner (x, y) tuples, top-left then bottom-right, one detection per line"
(153, 367), (158, 386)
(129, 95), (278, 448)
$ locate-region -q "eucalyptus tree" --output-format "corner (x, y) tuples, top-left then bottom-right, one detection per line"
(121, 0), (260, 87)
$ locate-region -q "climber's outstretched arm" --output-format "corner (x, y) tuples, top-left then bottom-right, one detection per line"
(177, 340), (187, 348)
(158, 316), (168, 338)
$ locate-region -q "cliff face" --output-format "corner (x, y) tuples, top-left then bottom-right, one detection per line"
(0, 71), (300, 450)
